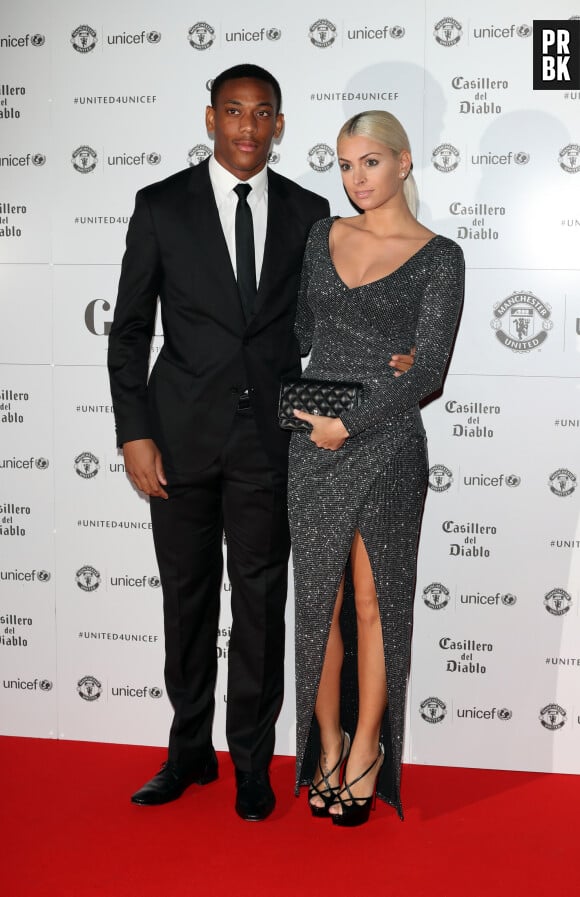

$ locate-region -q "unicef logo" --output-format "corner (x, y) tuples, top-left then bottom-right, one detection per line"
(514, 152), (530, 165)
(267, 151), (280, 165)
(497, 708), (512, 720)
(72, 145), (97, 173)
(39, 679), (53, 692)
(549, 469), (577, 497)
(35, 457), (49, 470)
(501, 593), (517, 606)
(38, 570), (51, 582)
(74, 451), (100, 478)
(188, 22), (216, 50)
(147, 31), (161, 44)
(266, 28), (281, 41)
(75, 565), (101, 592)
(434, 17), (462, 46)
(308, 144), (335, 172)
(149, 687), (163, 698)
(148, 576), (161, 588)
(188, 144), (212, 167)
(71, 25), (98, 53)
(309, 19), (337, 48)
(432, 144), (460, 172)
(539, 703), (566, 730)
(559, 144), (580, 174)
(77, 675), (102, 702)
(491, 291), (553, 353)
(422, 582), (450, 610)
(390, 26), (405, 39)
(31, 34), (45, 47)
(505, 474), (520, 487)
(420, 697), (447, 724)
(428, 464), (453, 492)
(32, 154), (46, 166)
(516, 24), (532, 38)
(147, 152), (161, 165)
(544, 588), (572, 616)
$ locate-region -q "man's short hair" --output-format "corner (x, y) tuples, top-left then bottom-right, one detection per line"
(210, 64), (282, 113)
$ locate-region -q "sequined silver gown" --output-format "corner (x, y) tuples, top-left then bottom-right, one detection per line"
(288, 217), (464, 817)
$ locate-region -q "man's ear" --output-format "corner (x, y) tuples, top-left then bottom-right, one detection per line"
(205, 105), (215, 135)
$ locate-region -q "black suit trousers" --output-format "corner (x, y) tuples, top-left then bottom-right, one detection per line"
(150, 407), (290, 772)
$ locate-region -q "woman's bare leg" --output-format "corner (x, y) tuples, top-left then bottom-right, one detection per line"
(309, 575), (346, 809)
(330, 531), (386, 813)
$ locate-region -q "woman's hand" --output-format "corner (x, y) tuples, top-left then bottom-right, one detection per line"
(293, 410), (349, 451)
(389, 346), (416, 377)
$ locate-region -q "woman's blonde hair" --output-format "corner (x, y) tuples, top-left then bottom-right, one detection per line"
(337, 110), (418, 217)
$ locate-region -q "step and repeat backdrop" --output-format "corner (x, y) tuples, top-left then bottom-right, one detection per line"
(1, 0), (579, 775)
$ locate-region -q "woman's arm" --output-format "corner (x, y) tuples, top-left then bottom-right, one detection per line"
(340, 242), (465, 437)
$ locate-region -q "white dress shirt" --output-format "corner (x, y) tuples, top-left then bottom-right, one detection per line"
(208, 154), (268, 287)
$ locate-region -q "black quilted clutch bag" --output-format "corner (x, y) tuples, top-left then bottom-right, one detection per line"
(278, 377), (363, 431)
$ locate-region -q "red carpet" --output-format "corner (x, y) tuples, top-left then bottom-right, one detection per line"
(2, 736), (574, 897)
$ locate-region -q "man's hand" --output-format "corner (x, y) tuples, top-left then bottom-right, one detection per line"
(122, 438), (168, 499)
(292, 411), (349, 451)
(389, 346), (416, 378)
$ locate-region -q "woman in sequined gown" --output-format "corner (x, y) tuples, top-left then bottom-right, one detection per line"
(288, 111), (464, 825)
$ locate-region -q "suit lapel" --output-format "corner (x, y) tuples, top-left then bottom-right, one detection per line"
(186, 160), (246, 330)
(253, 169), (289, 319)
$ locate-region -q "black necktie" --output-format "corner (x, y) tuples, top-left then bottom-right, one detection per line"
(234, 183), (257, 322)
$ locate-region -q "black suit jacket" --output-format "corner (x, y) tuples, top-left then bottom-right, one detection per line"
(108, 159), (329, 479)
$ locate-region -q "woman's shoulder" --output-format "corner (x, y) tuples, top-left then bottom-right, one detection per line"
(306, 215), (335, 243)
(430, 234), (465, 267)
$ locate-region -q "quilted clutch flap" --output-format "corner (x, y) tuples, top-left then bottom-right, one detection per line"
(278, 377), (363, 431)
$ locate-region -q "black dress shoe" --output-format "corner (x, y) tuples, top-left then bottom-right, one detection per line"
(131, 753), (218, 805)
(234, 769), (275, 821)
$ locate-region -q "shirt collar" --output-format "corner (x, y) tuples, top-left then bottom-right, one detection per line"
(208, 154), (268, 203)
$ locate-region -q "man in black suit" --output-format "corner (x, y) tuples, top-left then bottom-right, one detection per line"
(108, 65), (330, 820)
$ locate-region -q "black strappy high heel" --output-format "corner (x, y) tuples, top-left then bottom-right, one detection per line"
(308, 730), (351, 818)
(330, 743), (385, 827)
